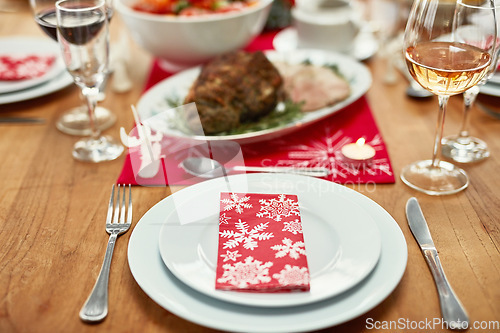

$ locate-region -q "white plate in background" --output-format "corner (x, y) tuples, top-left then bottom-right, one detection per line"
(0, 37), (66, 94)
(137, 49), (372, 144)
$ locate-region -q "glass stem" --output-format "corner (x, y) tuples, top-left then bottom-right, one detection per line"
(458, 85), (480, 139)
(83, 87), (101, 140)
(432, 95), (449, 168)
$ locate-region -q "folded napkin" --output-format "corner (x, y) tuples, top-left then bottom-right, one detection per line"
(0, 54), (56, 81)
(216, 192), (310, 292)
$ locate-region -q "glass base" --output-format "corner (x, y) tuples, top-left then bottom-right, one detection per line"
(73, 135), (124, 163)
(56, 105), (116, 136)
(441, 135), (489, 163)
(401, 160), (469, 195)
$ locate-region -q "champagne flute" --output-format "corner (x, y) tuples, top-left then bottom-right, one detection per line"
(401, 0), (497, 195)
(30, 0), (116, 136)
(441, 1), (500, 163)
(56, 0), (123, 162)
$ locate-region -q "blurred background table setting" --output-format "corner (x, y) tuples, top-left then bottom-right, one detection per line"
(0, 0), (500, 332)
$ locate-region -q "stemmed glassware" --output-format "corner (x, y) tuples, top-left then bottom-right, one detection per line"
(30, 0), (116, 136)
(441, 1), (500, 163)
(56, 0), (123, 162)
(401, 0), (497, 195)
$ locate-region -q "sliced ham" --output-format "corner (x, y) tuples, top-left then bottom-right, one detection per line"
(274, 61), (350, 111)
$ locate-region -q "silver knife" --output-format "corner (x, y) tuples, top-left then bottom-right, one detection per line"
(406, 197), (469, 330)
(0, 117), (45, 124)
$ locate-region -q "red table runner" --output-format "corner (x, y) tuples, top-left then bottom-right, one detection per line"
(116, 31), (395, 186)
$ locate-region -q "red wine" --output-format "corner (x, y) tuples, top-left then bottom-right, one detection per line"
(58, 9), (106, 45)
(35, 9), (58, 41)
(34, 7), (113, 42)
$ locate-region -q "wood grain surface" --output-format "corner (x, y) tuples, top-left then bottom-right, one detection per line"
(0, 7), (499, 333)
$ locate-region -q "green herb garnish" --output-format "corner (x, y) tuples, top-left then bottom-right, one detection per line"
(219, 100), (304, 135)
(164, 97), (304, 136)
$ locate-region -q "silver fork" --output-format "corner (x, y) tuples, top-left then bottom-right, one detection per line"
(79, 184), (132, 323)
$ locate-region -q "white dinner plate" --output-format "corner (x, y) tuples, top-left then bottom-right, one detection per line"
(0, 68), (73, 105)
(128, 174), (408, 333)
(158, 177), (381, 307)
(480, 82), (500, 97)
(488, 72), (500, 85)
(0, 37), (66, 94)
(272, 27), (379, 61)
(137, 49), (372, 144)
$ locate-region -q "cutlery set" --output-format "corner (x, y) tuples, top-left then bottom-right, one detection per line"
(0, 117), (45, 124)
(78, 181), (469, 330)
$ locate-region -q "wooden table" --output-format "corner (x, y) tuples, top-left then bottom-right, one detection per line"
(1, 6), (499, 333)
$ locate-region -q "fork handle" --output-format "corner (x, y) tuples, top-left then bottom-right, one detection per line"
(79, 232), (118, 322)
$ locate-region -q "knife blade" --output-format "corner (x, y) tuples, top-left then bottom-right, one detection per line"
(0, 117), (45, 124)
(406, 197), (469, 330)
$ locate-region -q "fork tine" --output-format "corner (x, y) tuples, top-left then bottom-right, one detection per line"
(106, 184), (115, 224)
(113, 184), (120, 224)
(120, 184), (126, 224)
(126, 184), (132, 224)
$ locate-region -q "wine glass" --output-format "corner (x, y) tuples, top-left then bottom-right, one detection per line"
(56, 0), (123, 162)
(441, 1), (500, 163)
(402, 0), (497, 195)
(30, 0), (116, 136)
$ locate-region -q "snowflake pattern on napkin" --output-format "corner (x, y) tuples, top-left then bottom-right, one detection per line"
(216, 192), (310, 293)
(0, 55), (56, 81)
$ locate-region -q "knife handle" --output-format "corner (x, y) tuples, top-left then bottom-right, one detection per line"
(423, 249), (470, 330)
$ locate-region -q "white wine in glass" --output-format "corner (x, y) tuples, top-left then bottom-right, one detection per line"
(401, 0), (497, 195)
(30, 0), (116, 136)
(441, 1), (500, 163)
(56, 0), (123, 162)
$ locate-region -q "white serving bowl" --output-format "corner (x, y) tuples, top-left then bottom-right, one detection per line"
(117, 0), (273, 71)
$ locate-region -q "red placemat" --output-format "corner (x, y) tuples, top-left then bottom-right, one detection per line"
(116, 31), (395, 186)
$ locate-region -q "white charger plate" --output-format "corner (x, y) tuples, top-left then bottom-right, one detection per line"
(0, 37), (66, 94)
(128, 173), (408, 332)
(137, 49), (372, 144)
(158, 177), (381, 307)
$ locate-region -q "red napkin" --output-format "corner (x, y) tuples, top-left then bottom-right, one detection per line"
(0, 54), (56, 81)
(216, 192), (310, 292)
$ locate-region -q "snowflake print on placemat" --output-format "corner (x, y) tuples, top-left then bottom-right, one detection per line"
(219, 213), (231, 225)
(271, 238), (306, 259)
(282, 130), (393, 180)
(273, 265), (310, 287)
(220, 219), (274, 250)
(256, 194), (300, 222)
(220, 250), (242, 262)
(217, 256), (273, 288)
(282, 219), (303, 234)
(222, 193), (252, 214)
